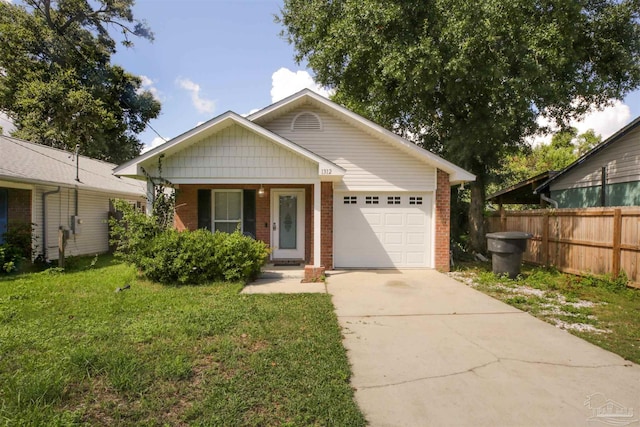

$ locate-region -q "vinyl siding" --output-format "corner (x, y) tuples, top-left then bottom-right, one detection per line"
(159, 124), (317, 180)
(261, 105), (436, 191)
(34, 186), (143, 260)
(552, 126), (640, 191)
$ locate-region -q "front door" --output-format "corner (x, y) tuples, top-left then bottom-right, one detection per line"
(271, 189), (305, 260)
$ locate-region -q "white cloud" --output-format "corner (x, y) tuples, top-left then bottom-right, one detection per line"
(270, 68), (333, 103)
(176, 77), (215, 115)
(137, 75), (162, 101)
(530, 100), (632, 146)
(141, 136), (167, 153)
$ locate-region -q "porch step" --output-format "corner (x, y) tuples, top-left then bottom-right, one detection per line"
(260, 265), (305, 279)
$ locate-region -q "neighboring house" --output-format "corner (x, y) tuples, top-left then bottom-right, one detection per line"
(535, 116), (640, 208)
(0, 136), (146, 260)
(115, 90), (474, 272)
(487, 171), (558, 208)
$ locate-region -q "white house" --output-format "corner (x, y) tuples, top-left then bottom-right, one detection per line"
(0, 135), (146, 260)
(115, 90), (475, 276)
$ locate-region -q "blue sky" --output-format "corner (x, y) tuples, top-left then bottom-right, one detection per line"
(2, 0), (640, 150)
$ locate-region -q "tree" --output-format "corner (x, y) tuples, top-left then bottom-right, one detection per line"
(0, 0), (160, 164)
(278, 0), (640, 252)
(498, 128), (602, 188)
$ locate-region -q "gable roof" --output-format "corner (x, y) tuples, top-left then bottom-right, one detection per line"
(0, 135), (145, 197)
(488, 171), (557, 204)
(535, 115), (640, 194)
(248, 89), (476, 185)
(114, 111), (345, 178)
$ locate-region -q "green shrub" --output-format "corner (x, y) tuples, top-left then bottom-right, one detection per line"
(139, 229), (269, 285)
(0, 222), (36, 273)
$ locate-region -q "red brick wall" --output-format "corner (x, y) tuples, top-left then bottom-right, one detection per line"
(435, 170), (451, 272)
(7, 188), (32, 225)
(321, 182), (333, 269)
(175, 184), (313, 263)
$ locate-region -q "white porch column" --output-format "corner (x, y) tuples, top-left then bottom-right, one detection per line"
(314, 180), (321, 267)
(146, 179), (154, 215)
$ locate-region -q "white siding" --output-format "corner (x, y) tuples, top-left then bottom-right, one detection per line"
(262, 105), (436, 191)
(34, 186), (143, 260)
(160, 124), (317, 180)
(553, 127), (640, 190)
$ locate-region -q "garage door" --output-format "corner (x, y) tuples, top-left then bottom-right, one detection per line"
(334, 192), (432, 268)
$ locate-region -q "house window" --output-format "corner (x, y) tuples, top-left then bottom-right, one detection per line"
(409, 196), (423, 205)
(213, 190), (242, 233)
(343, 196), (357, 204)
(387, 196), (401, 205)
(365, 196), (379, 205)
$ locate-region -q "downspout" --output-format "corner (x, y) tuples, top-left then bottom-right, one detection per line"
(42, 186), (61, 259)
(540, 193), (558, 208)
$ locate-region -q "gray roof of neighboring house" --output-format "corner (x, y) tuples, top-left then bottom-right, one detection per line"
(535, 115), (640, 194)
(0, 135), (145, 197)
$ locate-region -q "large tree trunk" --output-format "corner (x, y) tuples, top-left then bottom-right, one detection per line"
(468, 176), (486, 254)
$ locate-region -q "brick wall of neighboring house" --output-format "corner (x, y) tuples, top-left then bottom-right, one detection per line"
(321, 182), (333, 269)
(174, 184), (314, 263)
(435, 169), (451, 272)
(7, 188), (32, 225)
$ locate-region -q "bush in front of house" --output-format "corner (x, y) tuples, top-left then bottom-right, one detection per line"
(0, 222), (35, 274)
(139, 229), (269, 285)
(110, 200), (269, 285)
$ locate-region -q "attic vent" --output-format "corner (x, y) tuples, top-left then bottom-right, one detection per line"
(291, 112), (322, 131)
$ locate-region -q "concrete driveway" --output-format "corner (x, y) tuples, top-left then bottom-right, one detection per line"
(327, 270), (640, 427)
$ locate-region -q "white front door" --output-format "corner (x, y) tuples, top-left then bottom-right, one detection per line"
(271, 189), (305, 260)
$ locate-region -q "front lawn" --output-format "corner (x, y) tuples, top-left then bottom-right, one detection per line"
(450, 263), (640, 364)
(0, 256), (365, 426)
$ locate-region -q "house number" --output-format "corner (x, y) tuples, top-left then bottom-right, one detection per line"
(321, 168), (332, 175)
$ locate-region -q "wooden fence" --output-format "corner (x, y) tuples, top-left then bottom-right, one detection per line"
(487, 207), (640, 287)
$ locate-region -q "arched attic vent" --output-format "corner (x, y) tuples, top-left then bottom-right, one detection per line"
(291, 111), (323, 131)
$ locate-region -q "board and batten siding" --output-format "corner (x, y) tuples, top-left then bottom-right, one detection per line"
(261, 106), (436, 192)
(34, 185), (143, 260)
(159, 124), (317, 181)
(552, 126), (640, 190)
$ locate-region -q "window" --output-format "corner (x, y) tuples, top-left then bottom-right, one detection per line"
(387, 196), (401, 205)
(365, 196), (379, 205)
(409, 196), (423, 205)
(343, 196), (357, 205)
(213, 190), (242, 233)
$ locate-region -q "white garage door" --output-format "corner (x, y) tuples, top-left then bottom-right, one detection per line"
(334, 192), (432, 268)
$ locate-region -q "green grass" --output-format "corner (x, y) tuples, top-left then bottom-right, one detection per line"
(453, 263), (640, 364)
(0, 256), (365, 426)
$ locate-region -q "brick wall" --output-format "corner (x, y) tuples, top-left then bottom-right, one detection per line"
(321, 182), (333, 269)
(174, 184), (313, 263)
(7, 188), (32, 225)
(435, 170), (451, 271)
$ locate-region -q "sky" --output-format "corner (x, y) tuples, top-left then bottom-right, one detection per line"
(2, 0), (640, 151)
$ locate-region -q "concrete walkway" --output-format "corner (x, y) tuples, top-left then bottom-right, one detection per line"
(327, 270), (640, 427)
(242, 265), (326, 294)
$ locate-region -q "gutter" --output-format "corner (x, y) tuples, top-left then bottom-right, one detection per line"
(42, 186), (61, 260)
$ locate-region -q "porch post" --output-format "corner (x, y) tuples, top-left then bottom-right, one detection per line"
(314, 180), (321, 267)
(146, 179), (154, 215)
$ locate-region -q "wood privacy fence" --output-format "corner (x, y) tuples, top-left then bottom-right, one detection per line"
(487, 207), (640, 287)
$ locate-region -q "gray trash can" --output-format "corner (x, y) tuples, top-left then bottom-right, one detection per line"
(486, 232), (533, 279)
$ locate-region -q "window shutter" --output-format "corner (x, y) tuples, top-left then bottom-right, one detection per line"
(197, 189), (211, 231)
(243, 190), (256, 238)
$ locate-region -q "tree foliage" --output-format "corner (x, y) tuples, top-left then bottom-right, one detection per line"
(498, 128), (602, 188)
(278, 0), (640, 251)
(0, 0), (160, 163)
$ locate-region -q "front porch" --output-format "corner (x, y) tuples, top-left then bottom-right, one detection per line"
(173, 183), (333, 269)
